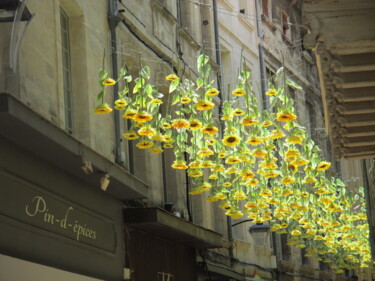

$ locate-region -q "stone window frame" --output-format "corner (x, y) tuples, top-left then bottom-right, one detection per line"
(60, 8), (74, 134)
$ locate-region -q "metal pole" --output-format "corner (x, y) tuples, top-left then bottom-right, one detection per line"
(108, 0), (122, 165)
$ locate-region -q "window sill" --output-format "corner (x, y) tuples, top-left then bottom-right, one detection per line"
(261, 14), (277, 31)
(282, 34), (294, 47)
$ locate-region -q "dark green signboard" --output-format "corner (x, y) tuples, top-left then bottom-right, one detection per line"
(0, 169), (116, 254)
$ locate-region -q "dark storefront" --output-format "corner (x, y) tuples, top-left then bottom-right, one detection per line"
(0, 93), (148, 280)
(124, 208), (223, 281)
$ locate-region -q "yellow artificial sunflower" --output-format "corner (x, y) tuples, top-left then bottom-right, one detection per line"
(189, 160), (202, 169)
(122, 109), (137, 119)
(114, 105), (126, 110)
(232, 88), (245, 96)
(206, 88), (219, 96)
(138, 126), (156, 136)
(212, 164), (225, 172)
(232, 190), (247, 200)
(261, 120), (273, 127)
(163, 143), (174, 149)
(123, 131), (139, 140)
(134, 112), (153, 123)
(285, 149), (300, 157)
(208, 174), (218, 180)
(215, 192), (227, 200)
(114, 99), (127, 107)
(226, 210), (244, 219)
(163, 136), (173, 143)
(189, 188), (204, 195)
(281, 176), (295, 184)
(317, 161), (331, 171)
(166, 74), (179, 81)
(189, 119), (203, 130)
(265, 89), (278, 96)
(269, 129), (285, 139)
(291, 229), (302, 236)
(264, 170), (280, 178)
(268, 198), (280, 204)
(222, 135), (241, 147)
(281, 189), (293, 197)
(219, 202), (233, 211)
(171, 160), (188, 169)
(286, 135), (304, 144)
(207, 195), (219, 202)
(225, 167), (238, 174)
(301, 191), (309, 197)
(95, 103), (113, 114)
(225, 156), (242, 164)
(195, 100), (215, 111)
(103, 78), (116, 86)
(136, 140), (154, 149)
(247, 179), (259, 186)
(205, 138), (216, 146)
(221, 114), (233, 120)
(232, 108), (245, 116)
(223, 181), (232, 187)
(150, 133), (165, 142)
(218, 151), (226, 158)
(197, 147), (214, 157)
(201, 125), (219, 135)
(172, 118), (190, 129)
(241, 170), (255, 179)
(259, 161), (278, 169)
(161, 122), (171, 129)
(287, 163), (298, 174)
(252, 148), (267, 157)
(201, 160), (215, 168)
(180, 96), (191, 104)
(306, 229), (317, 235)
(148, 146), (164, 154)
(188, 169), (203, 178)
(246, 136), (263, 145)
(198, 182), (212, 191)
(151, 99), (163, 105)
(292, 157), (309, 166)
(260, 189), (273, 197)
(240, 116), (259, 126)
(244, 202), (257, 209)
(276, 112), (297, 122)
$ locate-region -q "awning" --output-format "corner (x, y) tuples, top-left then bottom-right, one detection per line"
(199, 261), (247, 281)
(0, 93), (149, 200)
(123, 207), (223, 249)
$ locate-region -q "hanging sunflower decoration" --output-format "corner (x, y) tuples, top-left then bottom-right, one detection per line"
(95, 55), (373, 271)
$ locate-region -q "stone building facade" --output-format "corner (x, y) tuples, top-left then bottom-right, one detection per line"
(0, 0), (358, 280)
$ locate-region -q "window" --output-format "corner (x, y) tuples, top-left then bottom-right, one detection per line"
(262, 0), (270, 18)
(281, 11), (291, 40)
(306, 100), (316, 138)
(239, 0), (249, 14)
(301, 248), (309, 265)
(280, 234), (291, 261)
(60, 8), (73, 134)
(319, 259), (330, 271)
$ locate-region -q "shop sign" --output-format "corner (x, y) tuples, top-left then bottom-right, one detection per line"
(0, 169), (116, 254)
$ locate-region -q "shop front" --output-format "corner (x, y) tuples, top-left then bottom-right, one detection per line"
(124, 207), (223, 281)
(0, 93), (148, 280)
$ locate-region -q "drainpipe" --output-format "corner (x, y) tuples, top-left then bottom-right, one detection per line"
(212, 0), (223, 106)
(255, 0), (268, 109)
(108, 0), (123, 165)
(212, 0), (235, 263)
(255, 1), (280, 280)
